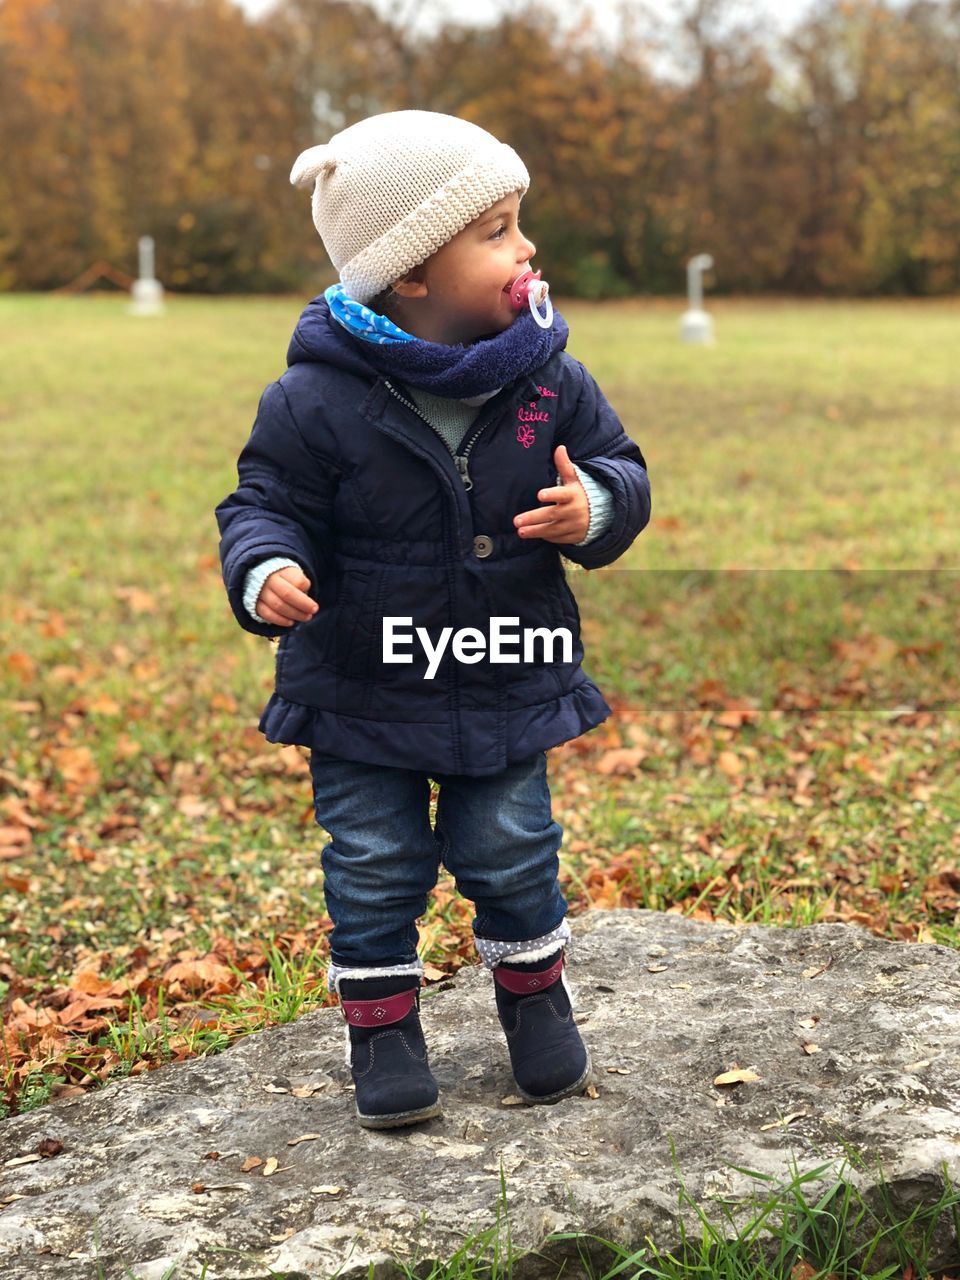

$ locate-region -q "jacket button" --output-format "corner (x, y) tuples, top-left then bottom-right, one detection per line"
(473, 534), (494, 559)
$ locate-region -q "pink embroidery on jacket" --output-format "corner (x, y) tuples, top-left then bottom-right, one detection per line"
(516, 422), (536, 448)
(536, 385), (558, 398)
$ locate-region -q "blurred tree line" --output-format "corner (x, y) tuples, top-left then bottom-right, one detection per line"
(1, 0), (958, 296)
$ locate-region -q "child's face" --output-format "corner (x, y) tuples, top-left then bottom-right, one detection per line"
(390, 192), (537, 346)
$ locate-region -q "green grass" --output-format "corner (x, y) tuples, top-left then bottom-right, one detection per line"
(0, 292), (957, 1125)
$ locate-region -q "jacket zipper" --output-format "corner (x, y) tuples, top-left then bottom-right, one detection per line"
(383, 379), (504, 492)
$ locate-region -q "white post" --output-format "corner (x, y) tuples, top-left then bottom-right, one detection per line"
(129, 234), (165, 317)
(680, 253), (714, 344)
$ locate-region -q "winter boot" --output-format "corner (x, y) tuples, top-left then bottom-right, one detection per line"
(339, 975), (442, 1129)
(493, 947), (592, 1103)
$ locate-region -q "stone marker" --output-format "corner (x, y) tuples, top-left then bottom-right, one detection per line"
(1, 910), (958, 1279)
(128, 235), (165, 317)
(680, 253), (714, 344)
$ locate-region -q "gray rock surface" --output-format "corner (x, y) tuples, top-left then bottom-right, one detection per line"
(1, 909), (958, 1280)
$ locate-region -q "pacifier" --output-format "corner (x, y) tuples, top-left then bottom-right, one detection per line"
(506, 268), (554, 330)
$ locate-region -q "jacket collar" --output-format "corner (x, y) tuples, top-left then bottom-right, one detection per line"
(287, 295), (568, 401)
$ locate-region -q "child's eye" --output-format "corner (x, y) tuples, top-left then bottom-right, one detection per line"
(490, 224), (506, 240)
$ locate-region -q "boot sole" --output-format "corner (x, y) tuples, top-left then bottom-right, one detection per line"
(356, 1097), (443, 1129)
(515, 1051), (592, 1105)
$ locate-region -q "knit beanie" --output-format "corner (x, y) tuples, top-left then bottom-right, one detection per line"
(289, 110), (530, 304)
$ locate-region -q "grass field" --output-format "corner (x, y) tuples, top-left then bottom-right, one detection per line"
(1, 293), (958, 1127)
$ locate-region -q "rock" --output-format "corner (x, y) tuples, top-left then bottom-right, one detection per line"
(0, 909), (958, 1279)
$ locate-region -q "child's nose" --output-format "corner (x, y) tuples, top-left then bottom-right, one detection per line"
(519, 235), (536, 263)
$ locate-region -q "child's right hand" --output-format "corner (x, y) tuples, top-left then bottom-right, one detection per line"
(256, 567), (319, 627)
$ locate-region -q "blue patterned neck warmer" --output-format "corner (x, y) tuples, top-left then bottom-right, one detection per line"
(321, 284), (569, 401)
(324, 283), (414, 345)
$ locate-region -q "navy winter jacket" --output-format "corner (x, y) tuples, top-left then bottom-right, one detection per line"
(215, 297), (651, 776)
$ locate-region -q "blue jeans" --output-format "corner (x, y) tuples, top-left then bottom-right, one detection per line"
(308, 750), (568, 970)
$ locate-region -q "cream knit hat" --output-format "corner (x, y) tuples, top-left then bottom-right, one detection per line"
(289, 110), (530, 304)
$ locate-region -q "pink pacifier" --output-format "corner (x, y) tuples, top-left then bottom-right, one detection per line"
(506, 268), (553, 330)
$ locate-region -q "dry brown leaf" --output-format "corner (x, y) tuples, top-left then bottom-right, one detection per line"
(311, 1185), (344, 1197)
(3, 1153), (43, 1169)
(262, 1157), (280, 1176)
(801, 1042), (821, 1055)
(115, 586), (158, 614)
(500, 1094), (525, 1106)
(87, 694), (121, 716)
(797, 1016), (819, 1029)
(240, 1156), (263, 1172)
(0, 825), (31, 855)
(163, 956), (235, 998)
(286, 1133), (324, 1147)
(0, 1194), (28, 1206)
(596, 748), (646, 776)
(713, 1068), (761, 1086)
(584, 1083), (600, 1098)
(760, 1110), (807, 1131)
(262, 1082), (289, 1094)
(51, 747), (100, 793)
(422, 963), (447, 982)
(716, 751), (742, 777)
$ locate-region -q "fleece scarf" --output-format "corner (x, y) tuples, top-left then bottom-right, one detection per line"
(323, 283), (569, 401)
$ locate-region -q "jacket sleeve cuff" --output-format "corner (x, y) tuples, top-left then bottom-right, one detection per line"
(568, 464), (616, 545)
(242, 557), (303, 623)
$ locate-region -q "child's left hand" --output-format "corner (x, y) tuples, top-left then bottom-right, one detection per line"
(513, 445), (590, 545)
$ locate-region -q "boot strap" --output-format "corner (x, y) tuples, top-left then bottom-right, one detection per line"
(493, 952), (564, 995)
(341, 987), (418, 1027)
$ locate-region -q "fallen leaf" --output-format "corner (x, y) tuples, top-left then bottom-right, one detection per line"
(286, 1133), (324, 1147)
(191, 1182), (206, 1194)
(584, 1083), (600, 1099)
(801, 1041), (821, 1055)
(760, 1110), (807, 1131)
(422, 963), (448, 982)
(3, 1154), (43, 1169)
(717, 751), (742, 777)
(35, 1139), (63, 1158)
(797, 1016), (819, 1029)
(714, 1068), (761, 1086)
(115, 586), (158, 614)
(596, 747), (646, 776)
(0, 1194), (28, 1206)
(500, 1094), (525, 1106)
(240, 1156), (263, 1172)
(262, 1082), (289, 1094)
(163, 956), (235, 997)
(262, 1157), (280, 1176)
(311, 1185), (344, 1197)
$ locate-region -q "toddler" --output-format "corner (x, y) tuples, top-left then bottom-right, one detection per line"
(215, 111), (650, 1129)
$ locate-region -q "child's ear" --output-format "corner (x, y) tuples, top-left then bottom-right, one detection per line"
(389, 267), (429, 300)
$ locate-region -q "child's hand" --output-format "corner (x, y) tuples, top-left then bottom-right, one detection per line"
(256, 567), (319, 627)
(512, 445), (590, 545)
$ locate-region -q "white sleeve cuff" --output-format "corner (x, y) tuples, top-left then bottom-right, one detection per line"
(242, 557), (303, 623)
